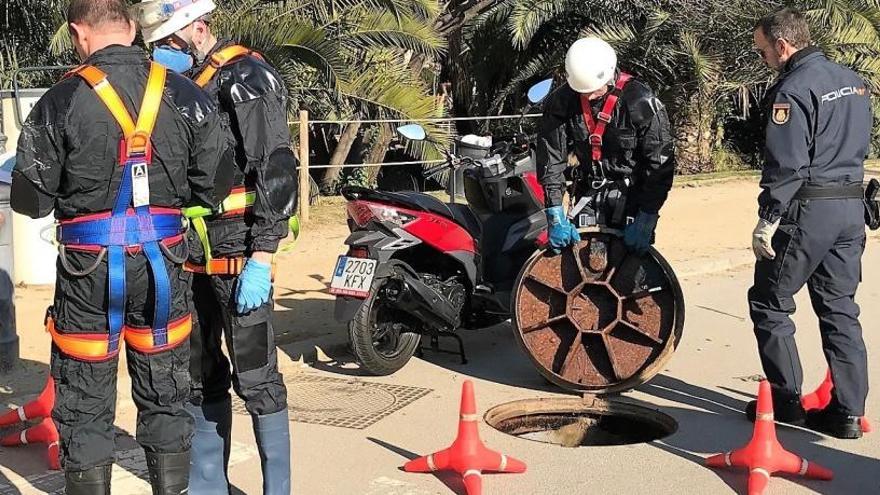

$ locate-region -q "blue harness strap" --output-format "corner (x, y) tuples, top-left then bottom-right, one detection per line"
(60, 63), (178, 354)
(57, 211), (183, 246)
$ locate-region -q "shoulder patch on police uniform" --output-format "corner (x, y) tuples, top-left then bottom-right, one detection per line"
(772, 103), (790, 125)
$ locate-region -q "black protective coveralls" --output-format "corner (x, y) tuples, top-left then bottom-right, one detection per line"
(11, 45), (234, 482)
(185, 39), (297, 417)
(748, 47), (871, 416)
(537, 77), (676, 223)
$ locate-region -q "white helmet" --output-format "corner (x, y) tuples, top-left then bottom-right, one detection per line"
(132, 0), (217, 44)
(564, 37), (617, 94)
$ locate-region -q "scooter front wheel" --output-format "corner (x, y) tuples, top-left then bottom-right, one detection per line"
(349, 286), (422, 376)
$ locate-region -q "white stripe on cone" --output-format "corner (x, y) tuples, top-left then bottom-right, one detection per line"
(799, 459), (809, 476)
(751, 468), (771, 479)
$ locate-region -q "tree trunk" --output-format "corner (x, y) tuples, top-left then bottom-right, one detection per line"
(436, 0), (499, 35)
(366, 125), (393, 186)
(674, 94), (716, 174)
(320, 121), (362, 192)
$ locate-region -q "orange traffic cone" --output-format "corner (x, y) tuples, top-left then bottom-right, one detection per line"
(0, 376), (61, 470)
(1, 417), (59, 447)
(0, 376), (55, 427)
(0, 416), (61, 471)
(802, 369), (872, 433)
(706, 381), (833, 495)
(47, 439), (61, 470)
(403, 380), (526, 495)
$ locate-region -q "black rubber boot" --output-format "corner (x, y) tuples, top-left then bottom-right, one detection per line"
(745, 392), (806, 426)
(806, 408), (863, 439)
(65, 465), (112, 495)
(146, 451), (191, 495)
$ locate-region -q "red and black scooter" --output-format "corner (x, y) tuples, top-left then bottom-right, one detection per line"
(330, 81), (553, 375)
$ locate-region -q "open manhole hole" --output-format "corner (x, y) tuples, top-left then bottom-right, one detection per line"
(485, 398), (676, 447)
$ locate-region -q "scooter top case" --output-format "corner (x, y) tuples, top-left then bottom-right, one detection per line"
(512, 231), (685, 395)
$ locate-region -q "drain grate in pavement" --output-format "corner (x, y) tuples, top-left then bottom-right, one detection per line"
(232, 374), (432, 429)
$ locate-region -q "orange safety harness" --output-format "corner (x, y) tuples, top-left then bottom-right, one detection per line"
(193, 45), (263, 88)
(50, 62), (191, 361)
(187, 45), (267, 276)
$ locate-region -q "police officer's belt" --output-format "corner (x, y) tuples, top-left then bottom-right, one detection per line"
(793, 184), (864, 200)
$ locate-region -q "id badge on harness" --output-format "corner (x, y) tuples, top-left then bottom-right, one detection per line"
(132, 162), (150, 208)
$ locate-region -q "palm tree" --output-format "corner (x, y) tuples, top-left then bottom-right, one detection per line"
(454, 0), (880, 172)
(209, 0), (448, 191)
(1, 0), (69, 89)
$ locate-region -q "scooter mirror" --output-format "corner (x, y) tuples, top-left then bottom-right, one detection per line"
(396, 124), (427, 141)
(527, 79), (553, 104)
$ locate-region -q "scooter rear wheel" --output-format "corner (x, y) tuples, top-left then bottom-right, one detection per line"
(349, 284), (422, 376)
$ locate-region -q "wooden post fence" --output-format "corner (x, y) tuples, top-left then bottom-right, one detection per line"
(298, 109), (310, 223)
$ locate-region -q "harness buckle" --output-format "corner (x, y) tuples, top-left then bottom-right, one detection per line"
(589, 134), (603, 146)
(597, 111), (612, 123)
(127, 132), (151, 158)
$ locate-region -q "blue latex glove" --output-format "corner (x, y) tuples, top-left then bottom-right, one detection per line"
(235, 259), (272, 314)
(545, 206), (581, 253)
(623, 211), (660, 254)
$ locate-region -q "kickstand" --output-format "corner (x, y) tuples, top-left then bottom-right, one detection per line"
(416, 333), (468, 365)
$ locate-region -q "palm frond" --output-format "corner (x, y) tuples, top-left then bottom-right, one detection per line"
(345, 11), (446, 58)
(507, 0), (581, 49)
(50, 23), (72, 57)
(491, 50), (563, 110)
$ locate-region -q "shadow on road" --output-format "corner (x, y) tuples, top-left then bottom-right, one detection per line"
(366, 437), (466, 495)
(633, 375), (880, 494)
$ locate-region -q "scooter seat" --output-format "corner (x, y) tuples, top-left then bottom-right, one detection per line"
(447, 203), (482, 240)
(395, 193), (481, 239)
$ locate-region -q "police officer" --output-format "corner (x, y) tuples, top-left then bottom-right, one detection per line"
(11, 0), (235, 492)
(538, 37), (675, 254)
(746, 9), (871, 439)
(133, 1), (298, 493)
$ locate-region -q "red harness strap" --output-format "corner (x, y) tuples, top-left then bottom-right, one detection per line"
(579, 73), (633, 163)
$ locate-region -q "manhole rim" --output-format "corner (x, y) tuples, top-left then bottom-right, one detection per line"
(483, 396), (679, 446)
(511, 230), (686, 394)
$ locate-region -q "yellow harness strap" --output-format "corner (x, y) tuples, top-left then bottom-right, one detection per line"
(74, 63), (167, 153)
(194, 45), (255, 88)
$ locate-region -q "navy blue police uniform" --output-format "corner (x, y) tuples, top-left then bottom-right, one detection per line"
(749, 46), (871, 423)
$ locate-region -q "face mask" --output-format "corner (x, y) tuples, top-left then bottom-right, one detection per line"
(152, 45), (193, 73)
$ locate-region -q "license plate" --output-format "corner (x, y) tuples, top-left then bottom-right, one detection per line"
(329, 256), (377, 298)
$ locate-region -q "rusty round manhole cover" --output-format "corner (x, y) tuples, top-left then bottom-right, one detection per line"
(513, 232), (684, 394)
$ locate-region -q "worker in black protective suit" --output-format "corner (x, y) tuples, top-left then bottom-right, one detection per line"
(10, 1), (235, 493)
(133, 0), (298, 493)
(746, 9), (872, 440)
(537, 37), (676, 255)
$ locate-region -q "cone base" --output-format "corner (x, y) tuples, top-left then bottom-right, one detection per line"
(401, 380), (525, 491)
(706, 381), (834, 492)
